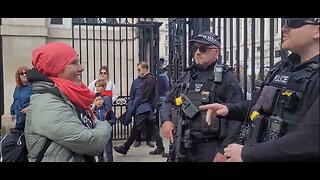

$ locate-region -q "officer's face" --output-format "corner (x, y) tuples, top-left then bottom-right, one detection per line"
(194, 42), (220, 69)
(282, 20), (319, 54)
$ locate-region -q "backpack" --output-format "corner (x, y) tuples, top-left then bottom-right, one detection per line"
(0, 128), (28, 162)
(0, 128), (52, 162)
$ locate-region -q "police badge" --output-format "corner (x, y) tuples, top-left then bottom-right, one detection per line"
(195, 84), (203, 93)
(201, 91), (210, 103)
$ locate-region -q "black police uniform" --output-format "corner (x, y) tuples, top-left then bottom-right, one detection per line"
(242, 95), (319, 161)
(161, 62), (244, 162)
(225, 53), (319, 161)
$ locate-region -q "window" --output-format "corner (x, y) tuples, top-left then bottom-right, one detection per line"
(72, 18), (98, 24)
(165, 35), (168, 41)
(86, 18), (98, 24)
(72, 18), (118, 25)
(50, 18), (63, 25)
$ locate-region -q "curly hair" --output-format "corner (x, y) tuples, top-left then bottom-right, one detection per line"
(15, 66), (29, 87)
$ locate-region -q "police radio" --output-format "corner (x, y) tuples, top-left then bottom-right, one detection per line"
(266, 115), (287, 140)
(214, 64), (223, 82)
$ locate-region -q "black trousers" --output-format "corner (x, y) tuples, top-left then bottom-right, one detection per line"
(184, 138), (220, 162)
(135, 123), (153, 143)
(124, 113), (164, 149)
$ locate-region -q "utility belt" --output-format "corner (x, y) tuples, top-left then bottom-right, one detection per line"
(189, 122), (220, 137)
(189, 131), (219, 143)
(182, 129), (218, 150)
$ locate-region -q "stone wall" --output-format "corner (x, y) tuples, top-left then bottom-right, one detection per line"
(1, 115), (15, 138)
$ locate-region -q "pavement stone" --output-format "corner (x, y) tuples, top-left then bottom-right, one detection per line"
(113, 139), (169, 162)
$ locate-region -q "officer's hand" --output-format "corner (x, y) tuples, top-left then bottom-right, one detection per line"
(11, 115), (15, 121)
(161, 121), (174, 143)
(224, 143), (243, 162)
(199, 103), (229, 125)
(213, 152), (228, 162)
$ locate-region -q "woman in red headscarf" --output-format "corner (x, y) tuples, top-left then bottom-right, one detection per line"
(25, 42), (112, 162)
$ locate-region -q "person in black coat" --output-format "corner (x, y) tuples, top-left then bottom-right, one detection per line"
(223, 95), (319, 161)
(199, 18), (319, 161)
(114, 61), (165, 155)
(161, 31), (244, 162)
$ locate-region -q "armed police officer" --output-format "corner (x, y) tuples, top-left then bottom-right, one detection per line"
(161, 31), (244, 162)
(200, 18), (320, 162)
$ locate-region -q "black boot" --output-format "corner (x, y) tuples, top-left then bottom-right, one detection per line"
(149, 147), (165, 155)
(133, 141), (141, 147)
(146, 142), (155, 148)
(114, 145), (129, 155)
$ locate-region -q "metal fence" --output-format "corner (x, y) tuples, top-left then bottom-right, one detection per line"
(71, 18), (161, 140)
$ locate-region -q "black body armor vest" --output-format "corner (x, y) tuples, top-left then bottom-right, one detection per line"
(246, 60), (319, 143)
(179, 65), (231, 139)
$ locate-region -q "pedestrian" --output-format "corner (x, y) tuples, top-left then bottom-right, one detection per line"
(25, 42), (112, 162)
(114, 61), (165, 155)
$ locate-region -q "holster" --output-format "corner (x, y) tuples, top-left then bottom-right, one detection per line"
(251, 85), (279, 114)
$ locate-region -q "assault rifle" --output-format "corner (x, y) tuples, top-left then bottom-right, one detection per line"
(167, 108), (186, 162)
(167, 93), (198, 162)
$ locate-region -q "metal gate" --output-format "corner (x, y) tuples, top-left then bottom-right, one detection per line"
(0, 18), (4, 121)
(71, 18), (161, 140)
(168, 18), (289, 100)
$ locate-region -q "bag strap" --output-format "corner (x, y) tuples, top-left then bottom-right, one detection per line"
(35, 139), (53, 162)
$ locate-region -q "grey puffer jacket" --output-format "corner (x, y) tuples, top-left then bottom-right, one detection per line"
(25, 81), (112, 162)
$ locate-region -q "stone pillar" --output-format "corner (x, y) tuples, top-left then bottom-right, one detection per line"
(1, 18), (48, 117)
(1, 115), (15, 138)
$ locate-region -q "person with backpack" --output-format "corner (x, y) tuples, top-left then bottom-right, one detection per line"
(1, 66), (33, 162)
(92, 93), (117, 162)
(24, 42), (112, 162)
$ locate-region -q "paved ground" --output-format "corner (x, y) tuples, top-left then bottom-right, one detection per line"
(113, 139), (170, 162)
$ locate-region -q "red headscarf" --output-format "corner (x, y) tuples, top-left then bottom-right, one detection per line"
(32, 42), (94, 116)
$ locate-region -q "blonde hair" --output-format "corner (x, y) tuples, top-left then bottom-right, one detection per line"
(95, 79), (107, 88)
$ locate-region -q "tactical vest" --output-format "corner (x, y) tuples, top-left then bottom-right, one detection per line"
(180, 65), (231, 139)
(246, 61), (319, 143)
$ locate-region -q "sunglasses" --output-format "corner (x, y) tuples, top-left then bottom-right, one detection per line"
(195, 46), (219, 53)
(100, 72), (107, 75)
(19, 72), (26, 76)
(285, 19), (319, 29)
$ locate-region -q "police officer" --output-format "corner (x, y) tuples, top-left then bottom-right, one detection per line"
(114, 61), (165, 155)
(161, 31), (244, 162)
(200, 18), (320, 161)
